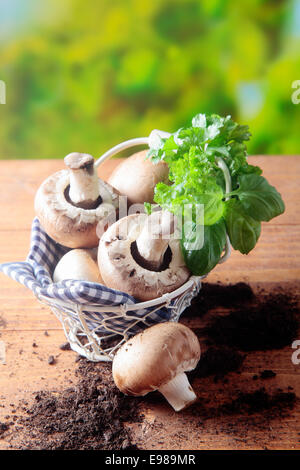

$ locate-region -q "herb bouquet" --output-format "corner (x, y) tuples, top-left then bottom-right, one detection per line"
(147, 114), (285, 276)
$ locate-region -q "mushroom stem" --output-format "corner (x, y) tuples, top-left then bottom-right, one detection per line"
(64, 152), (101, 209)
(135, 211), (175, 270)
(158, 372), (197, 412)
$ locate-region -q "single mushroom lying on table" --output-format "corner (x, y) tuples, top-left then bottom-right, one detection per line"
(107, 150), (169, 206)
(112, 322), (201, 412)
(98, 210), (190, 301)
(35, 152), (119, 248)
(53, 248), (103, 284)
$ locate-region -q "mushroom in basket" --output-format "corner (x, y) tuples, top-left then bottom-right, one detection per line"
(97, 210), (190, 301)
(107, 150), (169, 206)
(35, 152), (119, 248)
(53, 248), (103, 284)
(112, 322), (201, 412)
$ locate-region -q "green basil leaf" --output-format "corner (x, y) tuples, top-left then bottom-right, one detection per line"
(195, 190), (225, 226)
(233, 174), (285, 222)
(181, 218), (227, 275)
(225, 199), (261, 254)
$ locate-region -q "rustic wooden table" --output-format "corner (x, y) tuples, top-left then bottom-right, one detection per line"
(0, 156), (299, 450)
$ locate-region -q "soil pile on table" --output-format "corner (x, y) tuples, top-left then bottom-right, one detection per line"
(203, 290), (299, 351)
(11, 360), (141, 450)
(218, 387), (296, 416)
(189, 345), (245, 382)
(187, 385), (297, 442)
(185, 282), (299, 379)
(189, 281), (256, 314)
(183, 282), (299, 432)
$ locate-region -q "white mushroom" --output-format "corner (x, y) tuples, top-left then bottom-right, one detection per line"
(98, 211), (190, 301)
(112, 322), (201, 412)
(53, 248), (103, 284)
(35, 152), (119, 248)
(107, 150), (169, 205)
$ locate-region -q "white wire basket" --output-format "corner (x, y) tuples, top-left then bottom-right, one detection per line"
(37, 131), (232, 361)
(38, 275), (205, 362)
(1, 131), (231, 362)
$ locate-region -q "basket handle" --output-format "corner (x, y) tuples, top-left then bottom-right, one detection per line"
(94, 137), (149, 168)
(95, 130), (232, 264)
(94, 129), (172, 168)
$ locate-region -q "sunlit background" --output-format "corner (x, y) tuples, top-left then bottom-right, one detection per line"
(0, 0), (299, 159)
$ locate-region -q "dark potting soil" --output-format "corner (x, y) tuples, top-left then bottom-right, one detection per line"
(11, 360), (141, 450)
(218, 388), (296, 417)
(185, 282), (299, 383)
(185, 281), (256, 316)
(186, 282), (299, 352)
(189, 346), (245, 382)
(190, 387), (297, 424)
(204, 291), (299, 352)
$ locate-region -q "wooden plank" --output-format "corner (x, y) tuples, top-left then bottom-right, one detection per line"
(0, 329), (78, 425)
(209, 224), (300, 284)
(249, 156), (300, 226)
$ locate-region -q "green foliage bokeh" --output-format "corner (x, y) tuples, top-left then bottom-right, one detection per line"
(0, 0), (299, 159)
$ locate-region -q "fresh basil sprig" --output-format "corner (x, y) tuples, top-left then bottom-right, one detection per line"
(146, 113), (285, 276)
(181, 218), (227, 275)
(228, 174), (285, 222)
(225, 199), (261, 255)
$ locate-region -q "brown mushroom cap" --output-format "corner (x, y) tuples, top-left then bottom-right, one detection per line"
(35, 154), (119, 248)
(107, 150), (169, 205)
(112, 322), (200, 410)
(53, 248), (104, 284)
(97, 213), (190, 301)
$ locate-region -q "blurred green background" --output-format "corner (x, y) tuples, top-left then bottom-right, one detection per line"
(0, 0), (299, 159)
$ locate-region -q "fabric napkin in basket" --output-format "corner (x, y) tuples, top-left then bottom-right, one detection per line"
(0, 218), (174, 335)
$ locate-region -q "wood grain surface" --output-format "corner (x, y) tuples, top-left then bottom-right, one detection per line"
(0, 156), (299, 450)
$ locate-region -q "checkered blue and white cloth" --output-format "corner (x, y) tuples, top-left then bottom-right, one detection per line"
(0, 218), (174, 335)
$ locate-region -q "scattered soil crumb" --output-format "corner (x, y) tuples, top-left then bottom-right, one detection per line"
(59, 342), (71, 351)
(47, 355), (56, 365)
(260, 370), (277, 379)
(0, 315), (7, 328)
(0, 422), (10, 436)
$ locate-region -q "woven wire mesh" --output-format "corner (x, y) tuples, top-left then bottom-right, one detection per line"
(37, 276), (202, 361)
